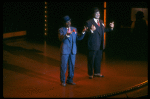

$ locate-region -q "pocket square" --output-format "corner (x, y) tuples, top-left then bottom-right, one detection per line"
(73, 29), (76, 34)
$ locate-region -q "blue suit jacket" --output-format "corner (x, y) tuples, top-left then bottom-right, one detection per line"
(86, 19), (112, 50)
(58, 26), (85, 54)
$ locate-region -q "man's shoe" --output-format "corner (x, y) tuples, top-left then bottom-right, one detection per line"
(61, 83), (66, 86)
(66, 82), (76, 85)
(94, 74), (104, 77)
(89, 76), (93, 79)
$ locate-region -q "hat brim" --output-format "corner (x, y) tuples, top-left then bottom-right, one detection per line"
(66, 19), (71, 22)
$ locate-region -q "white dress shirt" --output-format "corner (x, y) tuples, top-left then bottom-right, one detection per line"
(93, 18), (99, 24)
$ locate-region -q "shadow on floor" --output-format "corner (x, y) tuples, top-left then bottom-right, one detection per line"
(3, 61), (58, 83)
(3, 43), (60, 67)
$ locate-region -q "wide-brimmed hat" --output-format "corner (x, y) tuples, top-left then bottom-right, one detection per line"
(63, 15), (71, 23)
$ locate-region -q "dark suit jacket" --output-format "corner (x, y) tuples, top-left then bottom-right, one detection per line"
(86, 19), (112, 50)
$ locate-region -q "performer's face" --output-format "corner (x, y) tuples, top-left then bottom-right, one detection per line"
(94, 11), (100, 19)
(66, 20), (71, 27)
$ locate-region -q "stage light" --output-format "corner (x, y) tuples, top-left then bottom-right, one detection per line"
(104, 1), (106, 50)
(44, 2), (48, 37)
(104, 1), (106, 26)
(104, 2), (106, 8)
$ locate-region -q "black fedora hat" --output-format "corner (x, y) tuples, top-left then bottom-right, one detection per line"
(93, 7), (100, 14)
(63, 15), (71, 23)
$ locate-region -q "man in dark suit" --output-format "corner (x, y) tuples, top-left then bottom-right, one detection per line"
(85, 7), (114, 79)
(58, 15), (87, 86)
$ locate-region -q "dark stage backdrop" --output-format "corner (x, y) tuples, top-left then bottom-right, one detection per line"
(46, 2), (104, 46)
(3, 2), (148, 57)
(3, 2), (147, 37)
(3, 2), (45, 39)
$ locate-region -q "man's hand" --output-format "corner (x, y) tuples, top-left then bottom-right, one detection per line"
(109, 22), (114, 28)
(91, 24), (96, 31)
(82, 26), (88, 32)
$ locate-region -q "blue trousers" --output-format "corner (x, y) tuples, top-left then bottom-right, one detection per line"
(60, 54), (76, 83)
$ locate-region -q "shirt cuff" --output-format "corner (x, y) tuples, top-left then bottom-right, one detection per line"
(90, 29), (94, 33)
(111, 28), (114, 30)
(66, 34), (70, 37)
(82, 32), (85, 34)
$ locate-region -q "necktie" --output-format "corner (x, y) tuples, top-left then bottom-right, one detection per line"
(97, 19), (100, 27)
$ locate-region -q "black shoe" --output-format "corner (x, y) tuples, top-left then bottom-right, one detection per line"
(66, 82), (76, 85)
(89, 76), (93, 79)
(61, 83), (66, 86)
(94, 74), (104, 77)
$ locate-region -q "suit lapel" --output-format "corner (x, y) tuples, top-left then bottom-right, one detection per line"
(64, 27), (67, 35)
(71, 27), (75, 43)
(70, 27), (73, 42)
(100, 20), (105, 31)
(91, 19), (100, 34)
(91, 19), (97, 26)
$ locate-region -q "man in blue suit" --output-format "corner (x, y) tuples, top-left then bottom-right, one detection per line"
(58, 15), (87, 86)
(85, 7), (114, 79)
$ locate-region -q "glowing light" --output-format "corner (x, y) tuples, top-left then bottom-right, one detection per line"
(45, 2), (47, 36)
(104, 2), (106, 50)
(104, 2), (106, 8)
(104, 9), (106, 26)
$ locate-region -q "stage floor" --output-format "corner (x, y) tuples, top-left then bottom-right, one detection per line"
(3, 37), (148, 98)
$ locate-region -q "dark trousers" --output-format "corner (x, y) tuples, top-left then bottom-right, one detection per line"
(60, 54), (76, 83)
(87, 49), (103, 76)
